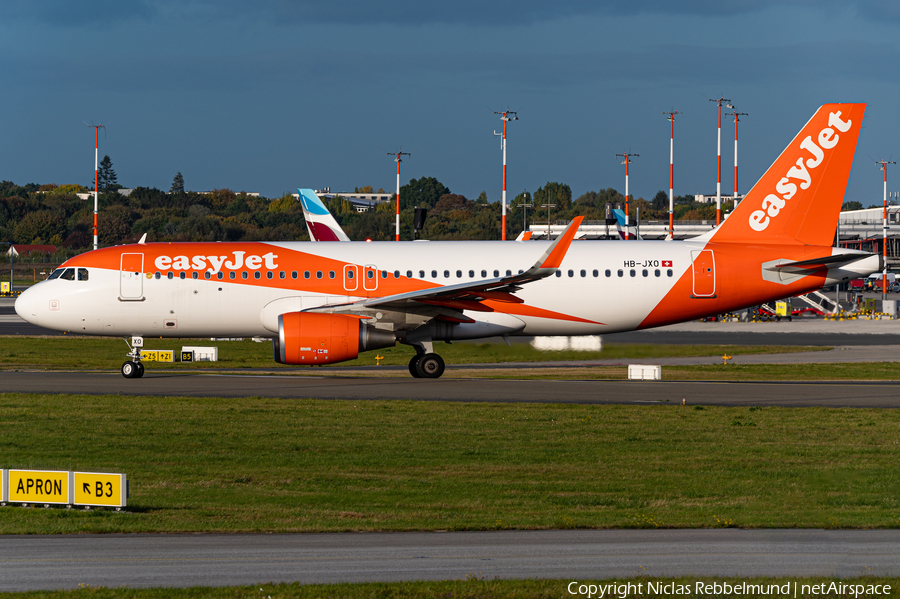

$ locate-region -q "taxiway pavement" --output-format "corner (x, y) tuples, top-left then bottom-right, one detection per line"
(3, 371), (900, 407)
(2, 529), (899, 591)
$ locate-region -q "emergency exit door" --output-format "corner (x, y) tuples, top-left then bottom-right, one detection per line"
(120, 253), (144, 300)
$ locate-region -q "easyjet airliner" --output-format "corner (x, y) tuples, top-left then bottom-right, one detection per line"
(15, 104), (881, 378)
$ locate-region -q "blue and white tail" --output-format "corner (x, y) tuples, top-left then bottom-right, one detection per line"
(298, 189), (351, 242)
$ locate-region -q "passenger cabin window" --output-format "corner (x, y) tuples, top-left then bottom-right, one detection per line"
(168, 272), (174, 280)
(192, 272), (199, 280)
(242, 272), (249, 280)
(617, 270), (623, 277)
(469, 270), (475, 278)
(266, 272), (273, 279)
(381, 270), (388, 279)
(481, 270), (487, 277)
(456, 270), (462, 278)
(555, 270), (561, 277)
(667, 269), (674, 277)
(444, 270), (450, 278)
(216, 272), (223, 280)
(254, 272), (261, 279)
(431, 270), (438, 278)
(568, 270), (574, 277)
(605, 269), (611, 277)
(291, 271), (298, 279)
(493, 270), (499, 277)
(655, 269), (661, 277)
(179, 272), (186, 280)
(407, 270), (413, 278)
(316, 271), (323, 279)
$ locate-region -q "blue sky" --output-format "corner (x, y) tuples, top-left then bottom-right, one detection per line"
(2, 1), (900, 206)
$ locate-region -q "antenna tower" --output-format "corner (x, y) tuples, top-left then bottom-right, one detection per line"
(493, 109), (518, 240)
(616, 152), (639, 240)
(709, 97), (731, 226)
(387, 149), (411, 241)
(876, 159), (896, 298)
(86, 122), (106, 250)
(663, 111), (681, 239)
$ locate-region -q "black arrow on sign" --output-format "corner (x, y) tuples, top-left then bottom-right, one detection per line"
(83, 483), (91, 494)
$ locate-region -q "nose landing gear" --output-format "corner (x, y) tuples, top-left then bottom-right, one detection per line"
(121, 336), (145, 378)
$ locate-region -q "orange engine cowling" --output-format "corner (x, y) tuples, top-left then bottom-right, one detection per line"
(273, 312), (395, 365)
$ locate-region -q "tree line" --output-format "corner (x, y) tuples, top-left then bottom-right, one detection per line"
(4, 155), (809, 251)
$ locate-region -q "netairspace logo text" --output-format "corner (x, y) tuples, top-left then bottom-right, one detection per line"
(567, 580), (892, 598)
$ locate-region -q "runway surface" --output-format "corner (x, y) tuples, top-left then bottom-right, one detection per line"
(3, 371), (900, 407)
(2, 529), (899, 591)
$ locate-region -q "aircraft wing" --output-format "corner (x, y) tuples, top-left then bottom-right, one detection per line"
(309, 217), (584, 318)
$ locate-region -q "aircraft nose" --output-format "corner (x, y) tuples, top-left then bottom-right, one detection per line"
(14, 287), (38, 323)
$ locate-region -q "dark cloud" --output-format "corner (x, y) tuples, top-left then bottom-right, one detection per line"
(0, 0), (155, 26)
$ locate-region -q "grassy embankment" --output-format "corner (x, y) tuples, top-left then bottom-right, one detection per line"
(4, 578), (900, 599)
(1, 393), (899, 534)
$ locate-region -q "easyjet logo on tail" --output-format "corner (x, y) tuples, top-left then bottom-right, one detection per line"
(748, 111), (853, 232)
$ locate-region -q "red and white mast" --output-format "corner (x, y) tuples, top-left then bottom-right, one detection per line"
(709, 97), (731, 226)
(87, 123), (105, 250)
(877, 160), (896, 298)
(494, 109), (518, 240)
(387, 149), (410, 241)
(726, 109), (748, 208)
(663, 111), (680, 239)
(616, 152), (638, 240)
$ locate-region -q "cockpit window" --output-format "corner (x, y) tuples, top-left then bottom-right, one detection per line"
(77, 268), (89, 281)
(48, 269), (64, 280)
(60, 268), (76, 281)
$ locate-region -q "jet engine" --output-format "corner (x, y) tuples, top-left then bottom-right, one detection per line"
(273, 312), (395, 365)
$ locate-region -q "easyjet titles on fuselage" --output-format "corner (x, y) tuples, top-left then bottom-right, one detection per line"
(748, 110), (853, 232)
(154, 250), (279, 273)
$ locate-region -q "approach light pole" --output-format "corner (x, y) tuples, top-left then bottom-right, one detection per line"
(725, 109), (748, 207)
(709, 97), (731, 226)
(876, 160), (896, 299)
(494, 109), (518, 240)
(387, 149), (411, 241)
(663, 110), (681, 239)
(542, 203), (556, 239)
(616, 152), (639, 240)
(87, 123), (105, 250)
(520, 190), (532, 235)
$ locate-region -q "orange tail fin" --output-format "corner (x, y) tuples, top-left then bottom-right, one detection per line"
(711, 103), (866, 246)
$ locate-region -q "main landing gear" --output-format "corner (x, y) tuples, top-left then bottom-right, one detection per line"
(121, 336), (145, 379)
(408, 353), (445, 379)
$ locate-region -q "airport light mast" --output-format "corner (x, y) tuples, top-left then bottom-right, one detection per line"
(876, 159), (896, 299)
(494, 109), (518, 240)
(725, 109), (748, 207)
(387, 149), (411, 241)
(87, 123), (105, 250)
(709, 97), (731, 226)
(663, 110), (681, 239)
(616, 152), (639, 240)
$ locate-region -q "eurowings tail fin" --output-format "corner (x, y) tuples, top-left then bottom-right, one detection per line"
(708, 103), (866, 246)
(298, 188), (351, 242)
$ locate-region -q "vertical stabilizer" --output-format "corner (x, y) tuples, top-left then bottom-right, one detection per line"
(709, 103), (866, 246)
(298, 188), (351, 242)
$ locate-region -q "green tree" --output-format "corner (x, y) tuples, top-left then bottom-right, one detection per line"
(98, 155), (118, 192)
(170, 172), (185, 194)
(842, 201), (863, 211)
(399, 177), (450, 211)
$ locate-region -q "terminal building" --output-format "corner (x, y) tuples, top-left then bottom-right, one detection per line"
(528, 204), (900, 272)
(291, 188), (393, 213)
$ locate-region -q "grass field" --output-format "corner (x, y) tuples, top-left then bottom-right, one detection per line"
(4, 578), (900, 599)
(1, 393), (899, 534)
